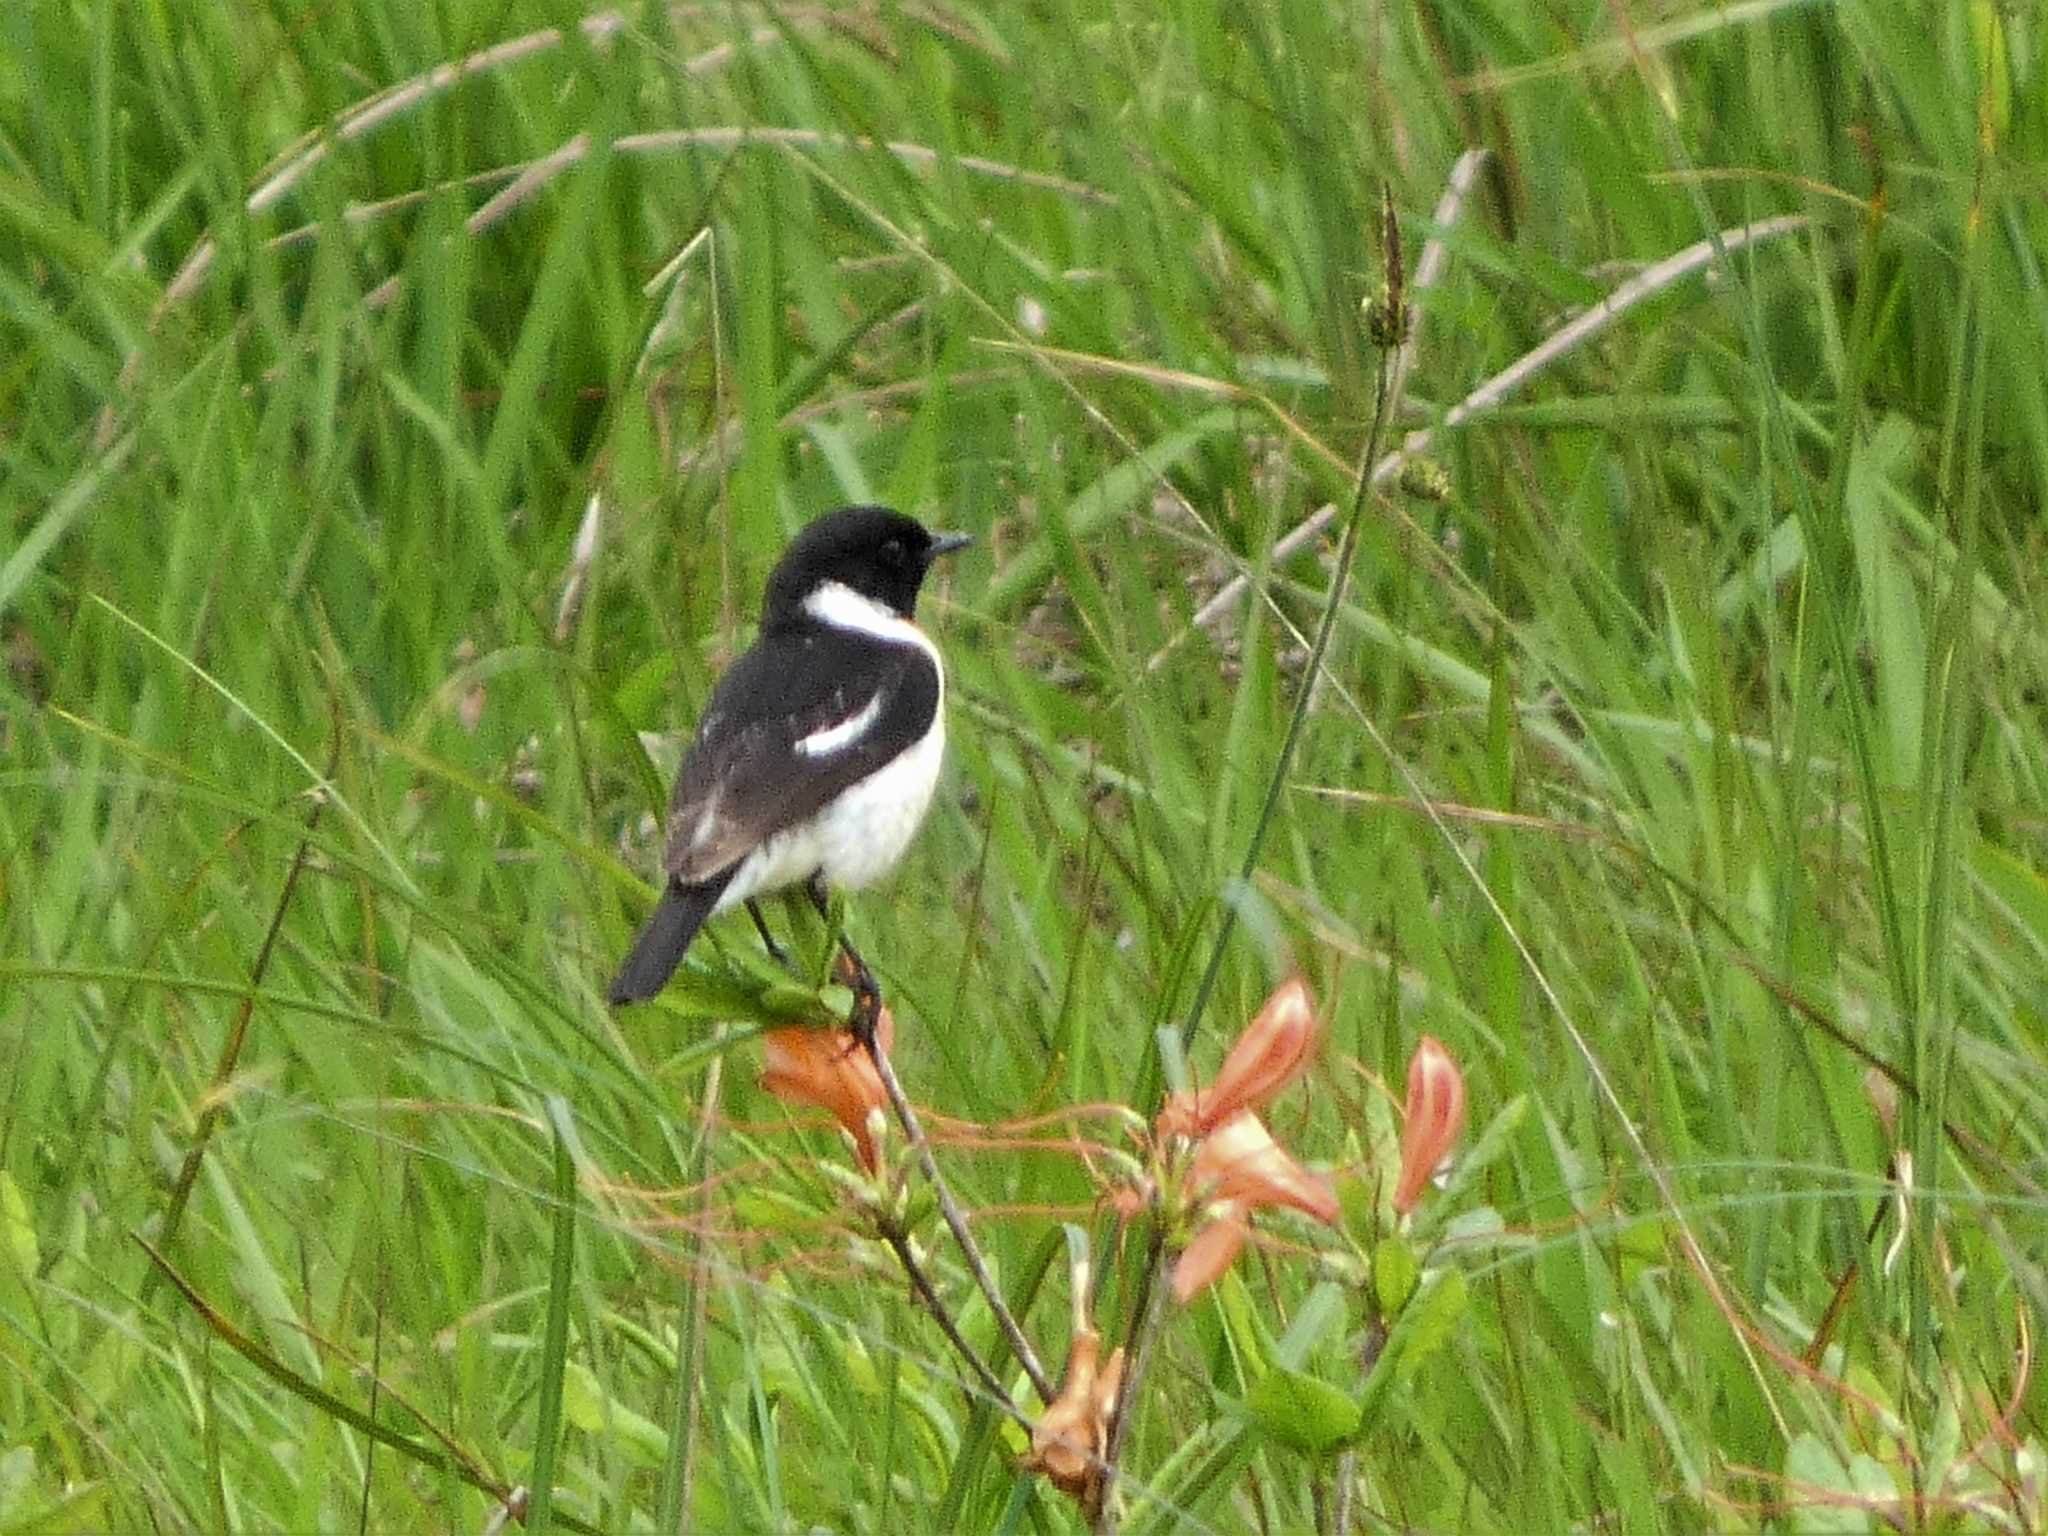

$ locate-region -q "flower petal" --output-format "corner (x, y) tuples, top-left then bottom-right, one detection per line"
(1193, 1112), (1339, 1225)
(1172, 1207), (1251, 1302)
(1158, 977), (1319, 1139)
(1026, 1329), (1108, 1498)
(759, 1010), (896, 1171)
(1393, 1034), (1465, 1214)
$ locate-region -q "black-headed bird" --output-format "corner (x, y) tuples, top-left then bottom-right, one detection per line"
(609, 505), (970, 1010)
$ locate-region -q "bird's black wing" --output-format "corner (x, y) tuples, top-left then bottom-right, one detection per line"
(662, 626), (940, 884)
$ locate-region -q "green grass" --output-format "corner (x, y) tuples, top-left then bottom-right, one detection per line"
(4, 0), (2046, 1531)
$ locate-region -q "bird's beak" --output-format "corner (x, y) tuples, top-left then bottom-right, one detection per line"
(927, 531), (975, 560)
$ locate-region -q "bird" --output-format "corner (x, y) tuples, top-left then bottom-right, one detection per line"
(608, 505), (972, 1013)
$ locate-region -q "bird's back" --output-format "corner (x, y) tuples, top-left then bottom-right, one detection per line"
(662, 624), (941, 885)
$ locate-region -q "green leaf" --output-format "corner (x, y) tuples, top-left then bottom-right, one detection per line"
(1336, 1128), (1382, 1236)
(1242, 1365), (1362, 1456)
(204, 1160), (322, 1380)
(1616, 1214), (1669, 1289)
(1212, 1265), (1273, 1379)
(0, 1448), (32, 1520)
(527, 1106), (578, 1536)
(1845, 413), (1925, 786)
(1782, 1433), (1877, 1534)
(1271, 1280), (1347, 1371)
(1389, 1270), (1468, 1388)
(1970, 840), (2048, 955)
(0, 1442), (108, 1536)
(1351, 1090), (1403, 1230)
(1844, 1456), (1896, 1519)
(1356, 1268), (1470, 1428)
(728, 1188), (824, 1233)
(1373, 1233), (1419, 1315)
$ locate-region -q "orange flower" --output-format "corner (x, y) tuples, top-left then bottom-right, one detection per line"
(1023, 1328), (1126, 1500)
(1192, 1111), (1340, 1224)
(759, 1009), (896, 1171)
(1171, 1203), (1251, 1302)
(1172, 1113), (1338, 1302)
(1393, 1035), (1465, 1214)
(1158, 976), (1319, 1139)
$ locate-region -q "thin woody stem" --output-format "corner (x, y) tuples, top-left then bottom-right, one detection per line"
(875, 1218), (1021, 1417)
(866, 1035), (1057, 1405)
(1089, 1225), (1168, 1535)
(820, 891), (1053, 1401)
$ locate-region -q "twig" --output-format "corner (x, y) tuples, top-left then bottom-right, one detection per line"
(614, 127), (1116, 203)
(1146, 147), (1482, 669)
(264, 128), (1114, 259)
(349, 124), (1116, 314)
(1170, 210), (1811, 657)
(1090, 1226), (1168, 1536)
(865, 1038), (1057, 1404)
(1100, 181), (1413, 1536)
(875, 1219), (1020, 1415)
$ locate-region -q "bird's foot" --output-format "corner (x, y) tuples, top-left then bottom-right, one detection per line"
(834, 946), (885, 1050)
(809, 876), (883, 1049)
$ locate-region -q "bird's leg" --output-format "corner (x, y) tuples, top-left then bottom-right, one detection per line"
(746, 899), (792, 969)
(808, 874), (883, 1045)
(836, 932), (884, 1045)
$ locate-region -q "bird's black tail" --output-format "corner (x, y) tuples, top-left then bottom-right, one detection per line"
(608, 877), (727, 1005)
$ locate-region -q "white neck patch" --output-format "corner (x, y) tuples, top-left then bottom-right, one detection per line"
(804, 581), (939, 667)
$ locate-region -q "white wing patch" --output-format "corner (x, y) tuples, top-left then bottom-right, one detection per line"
(794, 691), (884, 758)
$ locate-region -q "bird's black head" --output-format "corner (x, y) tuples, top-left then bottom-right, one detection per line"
(762, 505), (972, 626)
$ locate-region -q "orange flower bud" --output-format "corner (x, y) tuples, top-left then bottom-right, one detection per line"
(1171, 1203), (1251, 1302)
(1158, 976), (1319, 1139)
(1023, 1329), (1126, 1500)
(1192, 1110), (1340, 1224)
(759, 1009), (896, 1171)
(1393, 1035), (1465, 1214)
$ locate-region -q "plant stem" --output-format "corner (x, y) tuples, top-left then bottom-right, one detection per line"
(1177, 340), (1397, 1054)
(1104, 276), (1407, 1533)
(1090, 1225), (1168, 1536)
(867, 1035), (1057, 1404)
(151, 735), (336, 1285)
(1331, 1449), (1358, 1536)
(875, 1218), (1020, 1416)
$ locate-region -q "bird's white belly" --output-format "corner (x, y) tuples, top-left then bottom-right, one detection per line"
(712, 716), (945, 911)
(816, 715), (946, 888)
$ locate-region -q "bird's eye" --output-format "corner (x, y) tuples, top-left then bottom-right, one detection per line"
(881, 538), (907, 564)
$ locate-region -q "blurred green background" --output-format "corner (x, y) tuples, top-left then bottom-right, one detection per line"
(3, 1), (2045, 1530)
